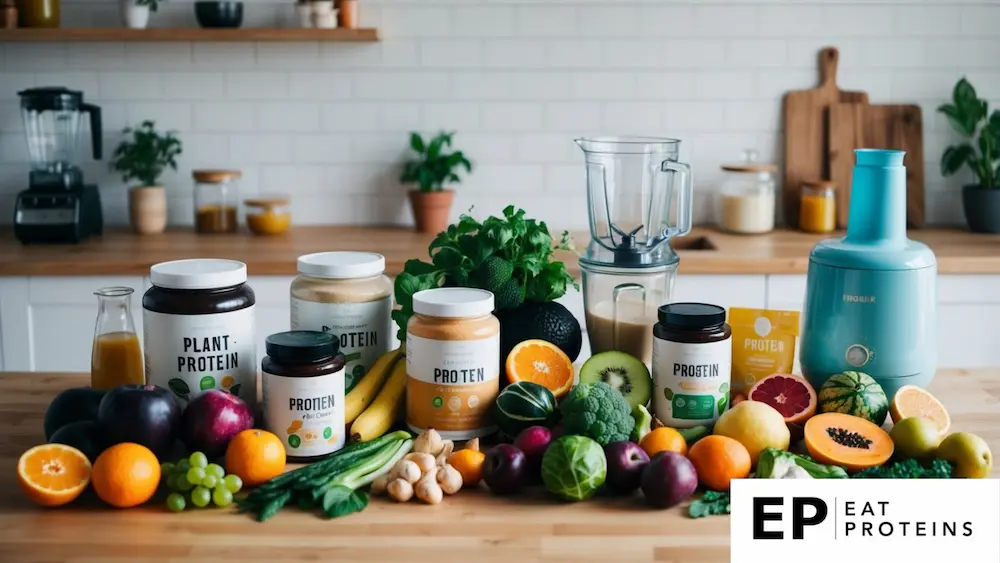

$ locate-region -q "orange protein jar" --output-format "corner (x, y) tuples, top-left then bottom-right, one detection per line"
(406, 288), (500, 441)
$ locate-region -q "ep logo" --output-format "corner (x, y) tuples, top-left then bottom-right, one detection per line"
(752, 497), (828, 540)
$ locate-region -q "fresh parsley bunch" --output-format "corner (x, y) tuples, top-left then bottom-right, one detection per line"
(392, 206), (578, 340)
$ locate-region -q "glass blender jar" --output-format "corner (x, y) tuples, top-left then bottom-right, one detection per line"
(576, 137), (693, 365)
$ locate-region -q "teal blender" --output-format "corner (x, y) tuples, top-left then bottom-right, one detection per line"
(800, 149), (937, 399)
(575, 137), (693, 365)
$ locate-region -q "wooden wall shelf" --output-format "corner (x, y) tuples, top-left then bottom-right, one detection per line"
(0, 28), (380, 42)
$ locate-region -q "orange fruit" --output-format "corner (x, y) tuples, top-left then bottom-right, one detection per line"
(225, 429), (286, 487)
(639, 427), (688, 458)
(17, 444), (92, 507)
(688, 435), (751, 492)
(91, 443), (160, 508)
(447, 448), (486, 487)
(890, 385), (951, 435)
(748, 373), (817, 426)
(505, 339), (575, 399)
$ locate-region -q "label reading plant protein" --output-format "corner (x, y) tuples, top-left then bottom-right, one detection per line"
(290, 296), (393, 393)
(405, 333), (499, 439)
(262, 367), (346, 457)
(143, 307), (257, 407)
(652, 337), (732, 427)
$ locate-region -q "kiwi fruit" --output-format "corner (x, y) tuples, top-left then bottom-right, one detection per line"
(579, 351), (651, 408)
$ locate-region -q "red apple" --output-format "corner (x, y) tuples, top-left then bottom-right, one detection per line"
(180, 389), (254, 459)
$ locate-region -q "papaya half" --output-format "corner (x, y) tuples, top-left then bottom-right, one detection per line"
(804, 412), (893, 474)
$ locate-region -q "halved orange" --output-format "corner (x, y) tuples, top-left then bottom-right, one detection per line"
(890, 385), (951, 434)
(505, 339), (575, 398)
(17, 443), (92, 507)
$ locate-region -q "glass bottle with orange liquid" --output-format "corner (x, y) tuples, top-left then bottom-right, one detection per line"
(91, 287), (145, 390)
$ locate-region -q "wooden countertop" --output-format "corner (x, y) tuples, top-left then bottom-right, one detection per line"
(0, 370), (998, 562)
(1, 227), (1000, 277)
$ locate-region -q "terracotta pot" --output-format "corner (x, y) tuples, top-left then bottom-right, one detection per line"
(408, 189), (454, 234)
(129, 186), (167, 235)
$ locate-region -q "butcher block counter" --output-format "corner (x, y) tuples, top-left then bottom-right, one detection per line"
(0, 370), (998, 563)
(2, 226), (1000, 276)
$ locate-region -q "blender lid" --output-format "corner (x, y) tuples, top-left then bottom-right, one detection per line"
(19, 87), (85, 112)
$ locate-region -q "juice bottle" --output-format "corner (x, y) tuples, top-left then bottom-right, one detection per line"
(91, 287), (144, 390)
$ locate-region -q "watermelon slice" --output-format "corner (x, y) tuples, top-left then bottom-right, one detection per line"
(748, 373), (817, 426)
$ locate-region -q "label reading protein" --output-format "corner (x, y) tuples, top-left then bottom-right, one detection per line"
(143, 307), (257, 407)
(652, 337), (732, 427)
(405, 333), (499, 438)
(290, 296), (393, 393)
(262, 368), (345, 457)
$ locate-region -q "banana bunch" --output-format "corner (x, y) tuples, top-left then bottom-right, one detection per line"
(347, 346), (407, 443)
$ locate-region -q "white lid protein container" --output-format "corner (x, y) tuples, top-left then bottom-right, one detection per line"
(142, 259), (257, 407)
(406, 288), (500, 440)
(290, 252), (394, 394)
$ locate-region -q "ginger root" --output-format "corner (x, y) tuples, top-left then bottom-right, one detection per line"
(414, 474), (443, 505)
(436, 464), (463, 495)
(414, 428), (445, 456)
(387, 478), (414, 503)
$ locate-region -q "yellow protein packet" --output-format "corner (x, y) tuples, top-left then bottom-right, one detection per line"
(729, 308), (801, 395)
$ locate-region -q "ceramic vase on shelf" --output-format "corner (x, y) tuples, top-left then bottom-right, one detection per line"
(129, 186), (167, 235)
(408, 190), (453, 234)
(295, 1), (312, 28)
(120, 0), (150, 29)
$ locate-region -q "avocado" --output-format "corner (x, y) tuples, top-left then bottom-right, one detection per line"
(495, 301), (583, 365)
(43, 387), (106, 440)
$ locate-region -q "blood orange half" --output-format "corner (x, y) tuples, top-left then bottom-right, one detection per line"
(748, 373), (817, 426)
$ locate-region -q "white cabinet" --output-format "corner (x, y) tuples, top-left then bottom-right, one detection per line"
(0, 273), (997, 371)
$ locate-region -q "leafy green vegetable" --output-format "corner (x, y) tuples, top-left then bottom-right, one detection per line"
(630, 404), (653, 443)
(393, 206), (578, 340)
(852, 459), (953, 479)
(559, 382), (633, 446)
(322, 486), (370, 519)
(756, 448), (849, 479)
(540, 435), (607, 502)
(689, 491), (730, 518)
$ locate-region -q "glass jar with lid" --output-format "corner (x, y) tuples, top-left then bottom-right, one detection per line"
(799, 180), (837, 233)
(193, 170), (241, 234)
(716, 150), (777, 235)
(245, 194), (292, 236)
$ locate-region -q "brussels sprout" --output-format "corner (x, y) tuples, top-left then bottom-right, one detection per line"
(541, 435), (607, 501)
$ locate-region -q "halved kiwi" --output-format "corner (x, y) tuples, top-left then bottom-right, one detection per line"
(579, 351), (651, 408)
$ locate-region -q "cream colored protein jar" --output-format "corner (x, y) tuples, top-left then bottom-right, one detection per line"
(290, 252), (393, 393)
(406, 288), (500, 441)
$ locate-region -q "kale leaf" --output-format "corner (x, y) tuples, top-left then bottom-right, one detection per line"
(689, 491), (731, 518)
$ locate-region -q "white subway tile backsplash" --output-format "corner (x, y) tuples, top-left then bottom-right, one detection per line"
(0, 1), (992, 230)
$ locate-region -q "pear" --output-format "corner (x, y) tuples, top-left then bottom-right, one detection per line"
(937, 432), (993, 479)
(889, 417), (942, 461)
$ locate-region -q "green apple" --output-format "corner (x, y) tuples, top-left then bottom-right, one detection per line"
(937, 432), (993, 479)
(890, 417), (942, 461)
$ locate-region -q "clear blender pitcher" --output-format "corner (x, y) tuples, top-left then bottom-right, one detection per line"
(576, 137), (693, 364)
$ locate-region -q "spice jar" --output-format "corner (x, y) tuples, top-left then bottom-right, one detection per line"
(338, 0), (358, 28)
(2, 0), (18, 29)
(652, 303), (732, 428)
(245, 195), (292, 236)
(406, 288), (500, 441)
(716, 150), (776, 235)
(18, 0), (58, 27)
(799, 180), (836, 233)
(262, 330), (346, 460)
(193, 170), (241, 234)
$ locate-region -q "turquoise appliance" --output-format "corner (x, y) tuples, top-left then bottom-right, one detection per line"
(800, 149), (937, 400)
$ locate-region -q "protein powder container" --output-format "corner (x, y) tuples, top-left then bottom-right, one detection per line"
(652, 302), (732, 428)
(406, 288), (500, 441)
(290, 251), (394, 393)
(143, 259), (257, 407)
(262, 331), (347, 460)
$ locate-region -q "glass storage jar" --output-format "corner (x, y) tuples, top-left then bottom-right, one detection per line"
(716, 150), (776, 235)
(799, 180), (836, 233)
(193, 170), (241, 234)
(245, 195), (292, 236)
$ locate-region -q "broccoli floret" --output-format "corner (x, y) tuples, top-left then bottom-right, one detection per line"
(493, 277), (524, 310)
(560, 382), (633, 446)
(475, 256), (514, 294)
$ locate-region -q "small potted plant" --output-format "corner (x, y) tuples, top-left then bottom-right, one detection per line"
(121, 0), (160, 29)
(939, 77), (1000, 233)
(400, 131), (472, 233)
(111, 120), (182, 235)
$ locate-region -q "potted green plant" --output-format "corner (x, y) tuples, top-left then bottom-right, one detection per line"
(110, 120), (182, 235)
(400, 131), (472, 233)
(939, 78), (1000, 233)
(121, 0), (160, 29)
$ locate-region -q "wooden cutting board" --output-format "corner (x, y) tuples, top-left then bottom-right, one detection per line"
(781, 47), (869, 228)
(827, 103), (925, 228)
